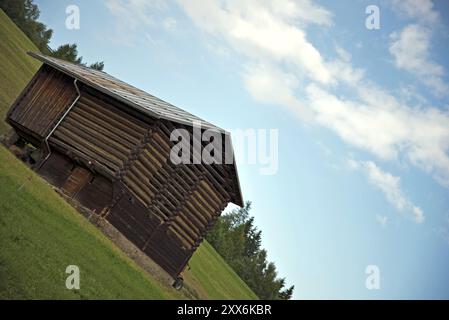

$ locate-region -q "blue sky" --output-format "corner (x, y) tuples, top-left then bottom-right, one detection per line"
(35, 0), (449, 299)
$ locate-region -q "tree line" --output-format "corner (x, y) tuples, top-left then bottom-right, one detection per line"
(206, 202), (294, 299)
(0, 0), (104, 70)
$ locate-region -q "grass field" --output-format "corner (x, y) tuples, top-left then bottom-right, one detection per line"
(0, 9), (257, 300)
(0, 145), (181, 299)
(0, 10), (41, 135)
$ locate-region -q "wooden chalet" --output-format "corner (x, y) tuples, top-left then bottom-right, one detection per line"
(5, 52), (244, 288)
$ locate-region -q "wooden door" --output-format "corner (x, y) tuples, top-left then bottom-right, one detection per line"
(62, 166), (92, 197)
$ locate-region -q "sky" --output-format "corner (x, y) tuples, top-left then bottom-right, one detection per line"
(35, 0), (449, 299)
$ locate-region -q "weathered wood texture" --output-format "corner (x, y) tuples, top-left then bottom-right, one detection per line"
(38, 152), (73, 188)
(38, 153), (114, 214)
(62, 166), (92, 197)
(49, 85), (149, 178)
(76, 174), (113, 213)
(7, 65), (78, 139)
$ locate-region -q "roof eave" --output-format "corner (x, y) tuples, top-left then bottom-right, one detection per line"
(226, 133), (244, 207)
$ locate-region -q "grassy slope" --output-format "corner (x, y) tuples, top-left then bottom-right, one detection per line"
(187, 242), (257, 299)
(0, 10), (41, 135)
(0, 9), (257, 300)
(0, 146), (181, 299)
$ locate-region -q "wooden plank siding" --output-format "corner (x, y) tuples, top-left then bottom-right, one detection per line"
(62, 166), (92, 197)
(76, 174), (113, 214)
(8, 64), (78, 139)
(38, 152), (74, 188)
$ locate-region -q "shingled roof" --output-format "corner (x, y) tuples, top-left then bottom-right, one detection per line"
(28, 52), (223, 132)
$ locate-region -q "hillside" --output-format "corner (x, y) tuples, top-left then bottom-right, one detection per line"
(0, 10), (41, 135)
(0, 9), (257, 300)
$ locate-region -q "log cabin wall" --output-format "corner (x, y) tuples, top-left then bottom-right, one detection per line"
(118, 119), (234, 276)
(7, 64), (78, 142)
(6, 54), (243, 280)
(49, 85), (150, 178)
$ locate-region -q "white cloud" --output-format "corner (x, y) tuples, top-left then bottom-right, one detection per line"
(307, 84), (407, 160)
(176, 0), (449, 189)
(436, 213), (449, 245)
(436, 227), (449, 245)
(364, 161), (408, 211)
(412, 206), (425, 224)
(106, 0), (159, 29)
(105, 0), (169, 45)
(350, 160), (424, 223)
(163, 17), (177, 31)
(177, 0), (449, 189)
(242, 63), (313, 121)
(265, 0), (333, 26)
(389, 24), (448, 96)
(335, 46), (351, 63)
(305, 84), (449, 186)
(391, 0), (440, 25)
(177, 0), (334, 84)
(398, 84), (429, 106)
(376, 215), (388, 228)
